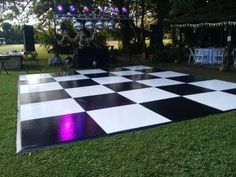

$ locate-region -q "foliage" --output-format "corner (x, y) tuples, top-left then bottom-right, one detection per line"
(0, 22), (23, 44)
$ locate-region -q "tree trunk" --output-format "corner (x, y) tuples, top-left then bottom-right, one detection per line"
(141, 0), (145, 51)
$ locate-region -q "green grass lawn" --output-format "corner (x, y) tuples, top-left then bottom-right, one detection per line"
(0, 45), (236, 176)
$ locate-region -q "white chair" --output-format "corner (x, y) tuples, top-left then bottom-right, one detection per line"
(188, 48), (197, 64)
(194, 48), (204, 64)
(212, 48), (224, 65)
(202, 48), (212, 64)
(231, 48), (236, 68)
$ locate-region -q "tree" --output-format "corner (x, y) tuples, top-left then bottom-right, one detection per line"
(0, 22), (23, 44)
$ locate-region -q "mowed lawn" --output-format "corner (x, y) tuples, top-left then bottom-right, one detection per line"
(0, 44), (53, 60)
(0, 45), (236, 176)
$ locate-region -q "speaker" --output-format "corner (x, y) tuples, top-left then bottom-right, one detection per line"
(23, 25), (35, 52)
(73, 48), (108, 68)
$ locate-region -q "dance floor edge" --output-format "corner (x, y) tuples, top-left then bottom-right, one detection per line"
(17, 65), (236, 153)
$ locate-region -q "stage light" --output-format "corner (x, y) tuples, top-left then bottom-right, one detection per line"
(110, 7), (116, 13)
(69, 5), (77, 13)
(98, 6), (104, 13)
(57, 4), (65, 13)
(84, 21), (94, 30)
(73, 22), (83, 31)
(95, 21), (103, 30)
(83, 6), (90, 13)
(122, 7), (128, 14)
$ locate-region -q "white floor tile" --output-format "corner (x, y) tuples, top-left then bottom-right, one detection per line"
(185, 91), (236, 111)
(123, 65), (153, 70)
(88, 104), (171, 134)
(19, 74), (52, 81)
(92, 76), (132, 85)
(118, 87), (179, 103)
(149, 71), (188, 78)
(20, 82), (63, 94)
(77, 69), (107, 75)
(54, 75), (88, 82)
(189, 79), (236, 91)
(137, 78), (183, 87)
(111, 70), (144, 76)
(65, 85), (115, 98)
(20, 99), (84, 121)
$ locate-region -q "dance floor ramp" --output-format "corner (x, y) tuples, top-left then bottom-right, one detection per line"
(17, 65), (236, 152)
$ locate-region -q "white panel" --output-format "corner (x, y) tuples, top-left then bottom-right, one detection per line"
(92, 76), (132, 85)
(123, 65), (153, 70)
(190, 79), (236, 91)
(118, 87), (179, 103)
(20, 82), (63, 94)
(88, 104), (171, 134)
(137, 78), (183, 87)
(185, 91), (236, 111)
(54, 75), (88, 82)
(77, 69), (107, 75)
(149, 71), (188, 78)
(20, 99), (84, 121)
(65, 85), (115, 98)
(19, 74), (52, 81)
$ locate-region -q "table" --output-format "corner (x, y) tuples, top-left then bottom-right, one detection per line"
(0, 52), (23, 73)
(189, 48), (225, 65)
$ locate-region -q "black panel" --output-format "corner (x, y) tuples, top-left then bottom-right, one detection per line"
(59, 79), (98, 89)
(105, 82), (149, 92)
(20, 90), (71, 104)
(142, 97), (222, 121)
(158, 84), (214, 96)
(21, 112), (106, 150)
(75, 93), (135, 111)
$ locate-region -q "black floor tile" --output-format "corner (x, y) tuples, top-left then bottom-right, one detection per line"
(141, 97), (222, 121)
(59, 79), (98, 89)
(124, 74), (159, 81)
(50, 71), (80, 77)
(170, 75), (208, 83)
(21, 112), (106, 150)
(104, 82), (149, 92)
(85, 73), (115, 78)
(223, 88), (236, 95)
(75, 93), (135, 111)
(158, 84), (214, 96)
(20, 78), (56, 85)
(20, 90), (71, 104)
(136, 68), (166, 73)
(102, 67), (129, 72)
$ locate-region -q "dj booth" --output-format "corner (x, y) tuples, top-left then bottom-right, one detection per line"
(72, 47), (109, 68)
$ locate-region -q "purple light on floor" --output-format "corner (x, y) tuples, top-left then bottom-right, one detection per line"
(69, 5), (77, 13)
(57, 4), (65, 13)
(58, 114), (76, 142)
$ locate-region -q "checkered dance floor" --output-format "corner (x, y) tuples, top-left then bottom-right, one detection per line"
(17, 65), (236, 152)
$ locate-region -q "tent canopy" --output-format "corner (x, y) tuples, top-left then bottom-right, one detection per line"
(170, 0), (236, 27)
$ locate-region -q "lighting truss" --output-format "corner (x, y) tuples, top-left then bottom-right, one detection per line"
(54, 14), (131, 21)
